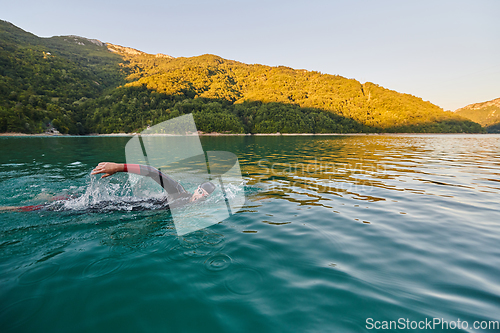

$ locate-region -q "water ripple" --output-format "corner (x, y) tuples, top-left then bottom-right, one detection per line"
(225, 267), (263, 295)
(204, 254), (232, 272)
(83, 258), (124, 278)
(18, 263), (60, 285)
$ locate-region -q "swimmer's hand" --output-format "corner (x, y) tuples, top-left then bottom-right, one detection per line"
(91, 162), (124, 178)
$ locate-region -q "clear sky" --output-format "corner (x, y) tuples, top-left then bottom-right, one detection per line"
(2, 0), (499, 110)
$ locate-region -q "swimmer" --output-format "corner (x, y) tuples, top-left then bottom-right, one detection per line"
(91, 162), (215, 203)
(0, 162), (216, 212)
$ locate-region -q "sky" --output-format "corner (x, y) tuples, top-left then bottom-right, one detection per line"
(2, 0), (499, 110)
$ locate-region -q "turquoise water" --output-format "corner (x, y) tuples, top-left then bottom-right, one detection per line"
(1, 135), (500, 332)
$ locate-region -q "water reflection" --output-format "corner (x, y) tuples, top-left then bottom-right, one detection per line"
(199, 135), (500, 229)
(219, 135), (500, 204)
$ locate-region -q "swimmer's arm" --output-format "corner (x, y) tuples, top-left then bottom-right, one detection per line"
(91, 162), (187, 194)
(91, 162), (125, 178)
(91, 162), (160, 179)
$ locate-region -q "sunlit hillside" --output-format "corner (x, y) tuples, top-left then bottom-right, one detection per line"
(455, 98), (500, 133)
(0, 20), (484, 134)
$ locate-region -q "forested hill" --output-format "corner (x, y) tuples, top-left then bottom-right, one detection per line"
(455, 98), (500, 133)
(0, 20), (484, 134)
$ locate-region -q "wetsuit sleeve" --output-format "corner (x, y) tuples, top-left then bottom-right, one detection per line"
(123, 164), (188, 195)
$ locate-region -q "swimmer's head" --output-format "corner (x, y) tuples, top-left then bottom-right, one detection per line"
(200, 182), (216, 194)
(190, 181), (216, 202)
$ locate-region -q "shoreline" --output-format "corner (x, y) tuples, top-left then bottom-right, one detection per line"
(0, 132), (495, 137)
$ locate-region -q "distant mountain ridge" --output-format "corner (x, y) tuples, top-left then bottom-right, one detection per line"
(106, 43), (173, 59)
(455, 98), (500, 133)
(0, 19), (484, 134)
(63, 35), (105, 47)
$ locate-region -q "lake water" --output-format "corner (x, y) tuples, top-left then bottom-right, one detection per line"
(1, 135), (500, 332)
